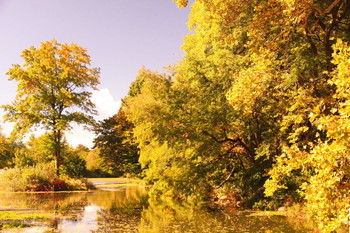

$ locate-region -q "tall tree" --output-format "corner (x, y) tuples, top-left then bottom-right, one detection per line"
(3, 40), (100, 175)
(93, 108), (140, 176)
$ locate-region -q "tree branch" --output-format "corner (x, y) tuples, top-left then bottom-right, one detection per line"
(214, 166), (236, 189)
(202, 130), (255, 163)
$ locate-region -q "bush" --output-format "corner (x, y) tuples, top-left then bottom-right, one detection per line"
(0, 163), (56, 192)
(252, 199), (281, 211)
(0, 164), (94, 192)
(62, 177), (95, 191)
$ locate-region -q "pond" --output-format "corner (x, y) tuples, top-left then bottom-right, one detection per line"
(0, 178), (321, 232)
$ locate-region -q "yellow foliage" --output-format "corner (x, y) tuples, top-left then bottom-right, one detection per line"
(172, 0), (188, 8)
(266, 39), (350, 232)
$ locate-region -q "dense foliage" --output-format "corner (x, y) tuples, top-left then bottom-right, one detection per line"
(122, 0), (350, 231)
(93, 109), (140, 176)
(0, 130), (18, 168)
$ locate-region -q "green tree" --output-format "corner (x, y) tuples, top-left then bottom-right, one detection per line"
(84, 148), (105, 176)
(60, 152), (87, 178)
(0, 130), (16, 168)
(3, 40), (100, 176)
(25, 134), (55, 165)
(93, 108), (140, 176)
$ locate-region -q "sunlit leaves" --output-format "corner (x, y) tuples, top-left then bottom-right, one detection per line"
(172, 0), (188, 8)
(4, 40), (99, 134)
(2, 40), (100, 175)
(266, 39), (350, 231)
(0, 131), (16, 169)
(120, 0), (350, 230)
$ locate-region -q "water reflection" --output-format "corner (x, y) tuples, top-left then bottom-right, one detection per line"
(138, 199), (317, 233)
(59, 205), (100, 232)
(0, 183), (319, 232)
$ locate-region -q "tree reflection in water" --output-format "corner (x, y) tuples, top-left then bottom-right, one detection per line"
(138, 198), (318, 233)
(0, 185), (321, 232)
(90, 189), (317, 233)
(94, 187), (148, 232)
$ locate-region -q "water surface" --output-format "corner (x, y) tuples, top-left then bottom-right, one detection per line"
(0, 179), (319, 232)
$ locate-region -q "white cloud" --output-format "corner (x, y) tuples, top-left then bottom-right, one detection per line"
(0, 121), (14, 138)
(91, 88), (121, 120)
(67, 88), (121, 148)
(66, 124), (95, 148)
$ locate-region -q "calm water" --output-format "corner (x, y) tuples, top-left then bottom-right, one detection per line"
(0, 180), (319, 232)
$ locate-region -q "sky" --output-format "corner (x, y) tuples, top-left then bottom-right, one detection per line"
(0, 0), (190, 148)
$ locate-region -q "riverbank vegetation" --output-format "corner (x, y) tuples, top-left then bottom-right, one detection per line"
(0, 164), (94, 192)
(122, 0), (349, 232)
(0, 40), (140, 192)
(0, 0), (349, 232)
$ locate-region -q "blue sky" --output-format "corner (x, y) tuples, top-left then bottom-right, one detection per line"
(0, 0), (190, 147)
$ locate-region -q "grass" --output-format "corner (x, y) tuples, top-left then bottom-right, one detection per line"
(88, 177), (141, 189)
(88, 177), (140, 183)
(1, 222), (30, 230)
(0, 211), (52, 230)
(0, 211), (51, 220)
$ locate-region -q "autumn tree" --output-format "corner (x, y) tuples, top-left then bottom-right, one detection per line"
(3, 40), (100, 176)
(125, 0), (350, 230)
(93, 108), (140, 176)
(22, 133), (68, 166)
(183, 0), (350, 230)
(125, 0), (281, 203)
(124, 0), (256, 202)
(84, 148), (104, 176)
(75, 144), (90, 157)
(125, 63), (264, 201)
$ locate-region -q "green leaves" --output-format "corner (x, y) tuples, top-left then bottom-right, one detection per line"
(3, 40), (100, 175)
(93, 109), (140, 176)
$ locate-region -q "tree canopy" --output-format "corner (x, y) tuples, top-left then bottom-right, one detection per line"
(122, 0), (350, 231)
(3, 40), (100, 175)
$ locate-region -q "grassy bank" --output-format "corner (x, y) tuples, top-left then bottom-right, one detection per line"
(88, 177), (142, 189)
(0, 166), (95, 192)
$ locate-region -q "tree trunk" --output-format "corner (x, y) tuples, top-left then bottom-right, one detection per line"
(54, 130), (62, 177)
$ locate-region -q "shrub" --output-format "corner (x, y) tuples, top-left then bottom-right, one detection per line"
(0, 164), (94, 192)
(61, 176), (95, 191)
(0, 163), (56, 192)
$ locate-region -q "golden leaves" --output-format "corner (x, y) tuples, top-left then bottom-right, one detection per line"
(3, 40), (100, 137)
(172, 0), (188, 8)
